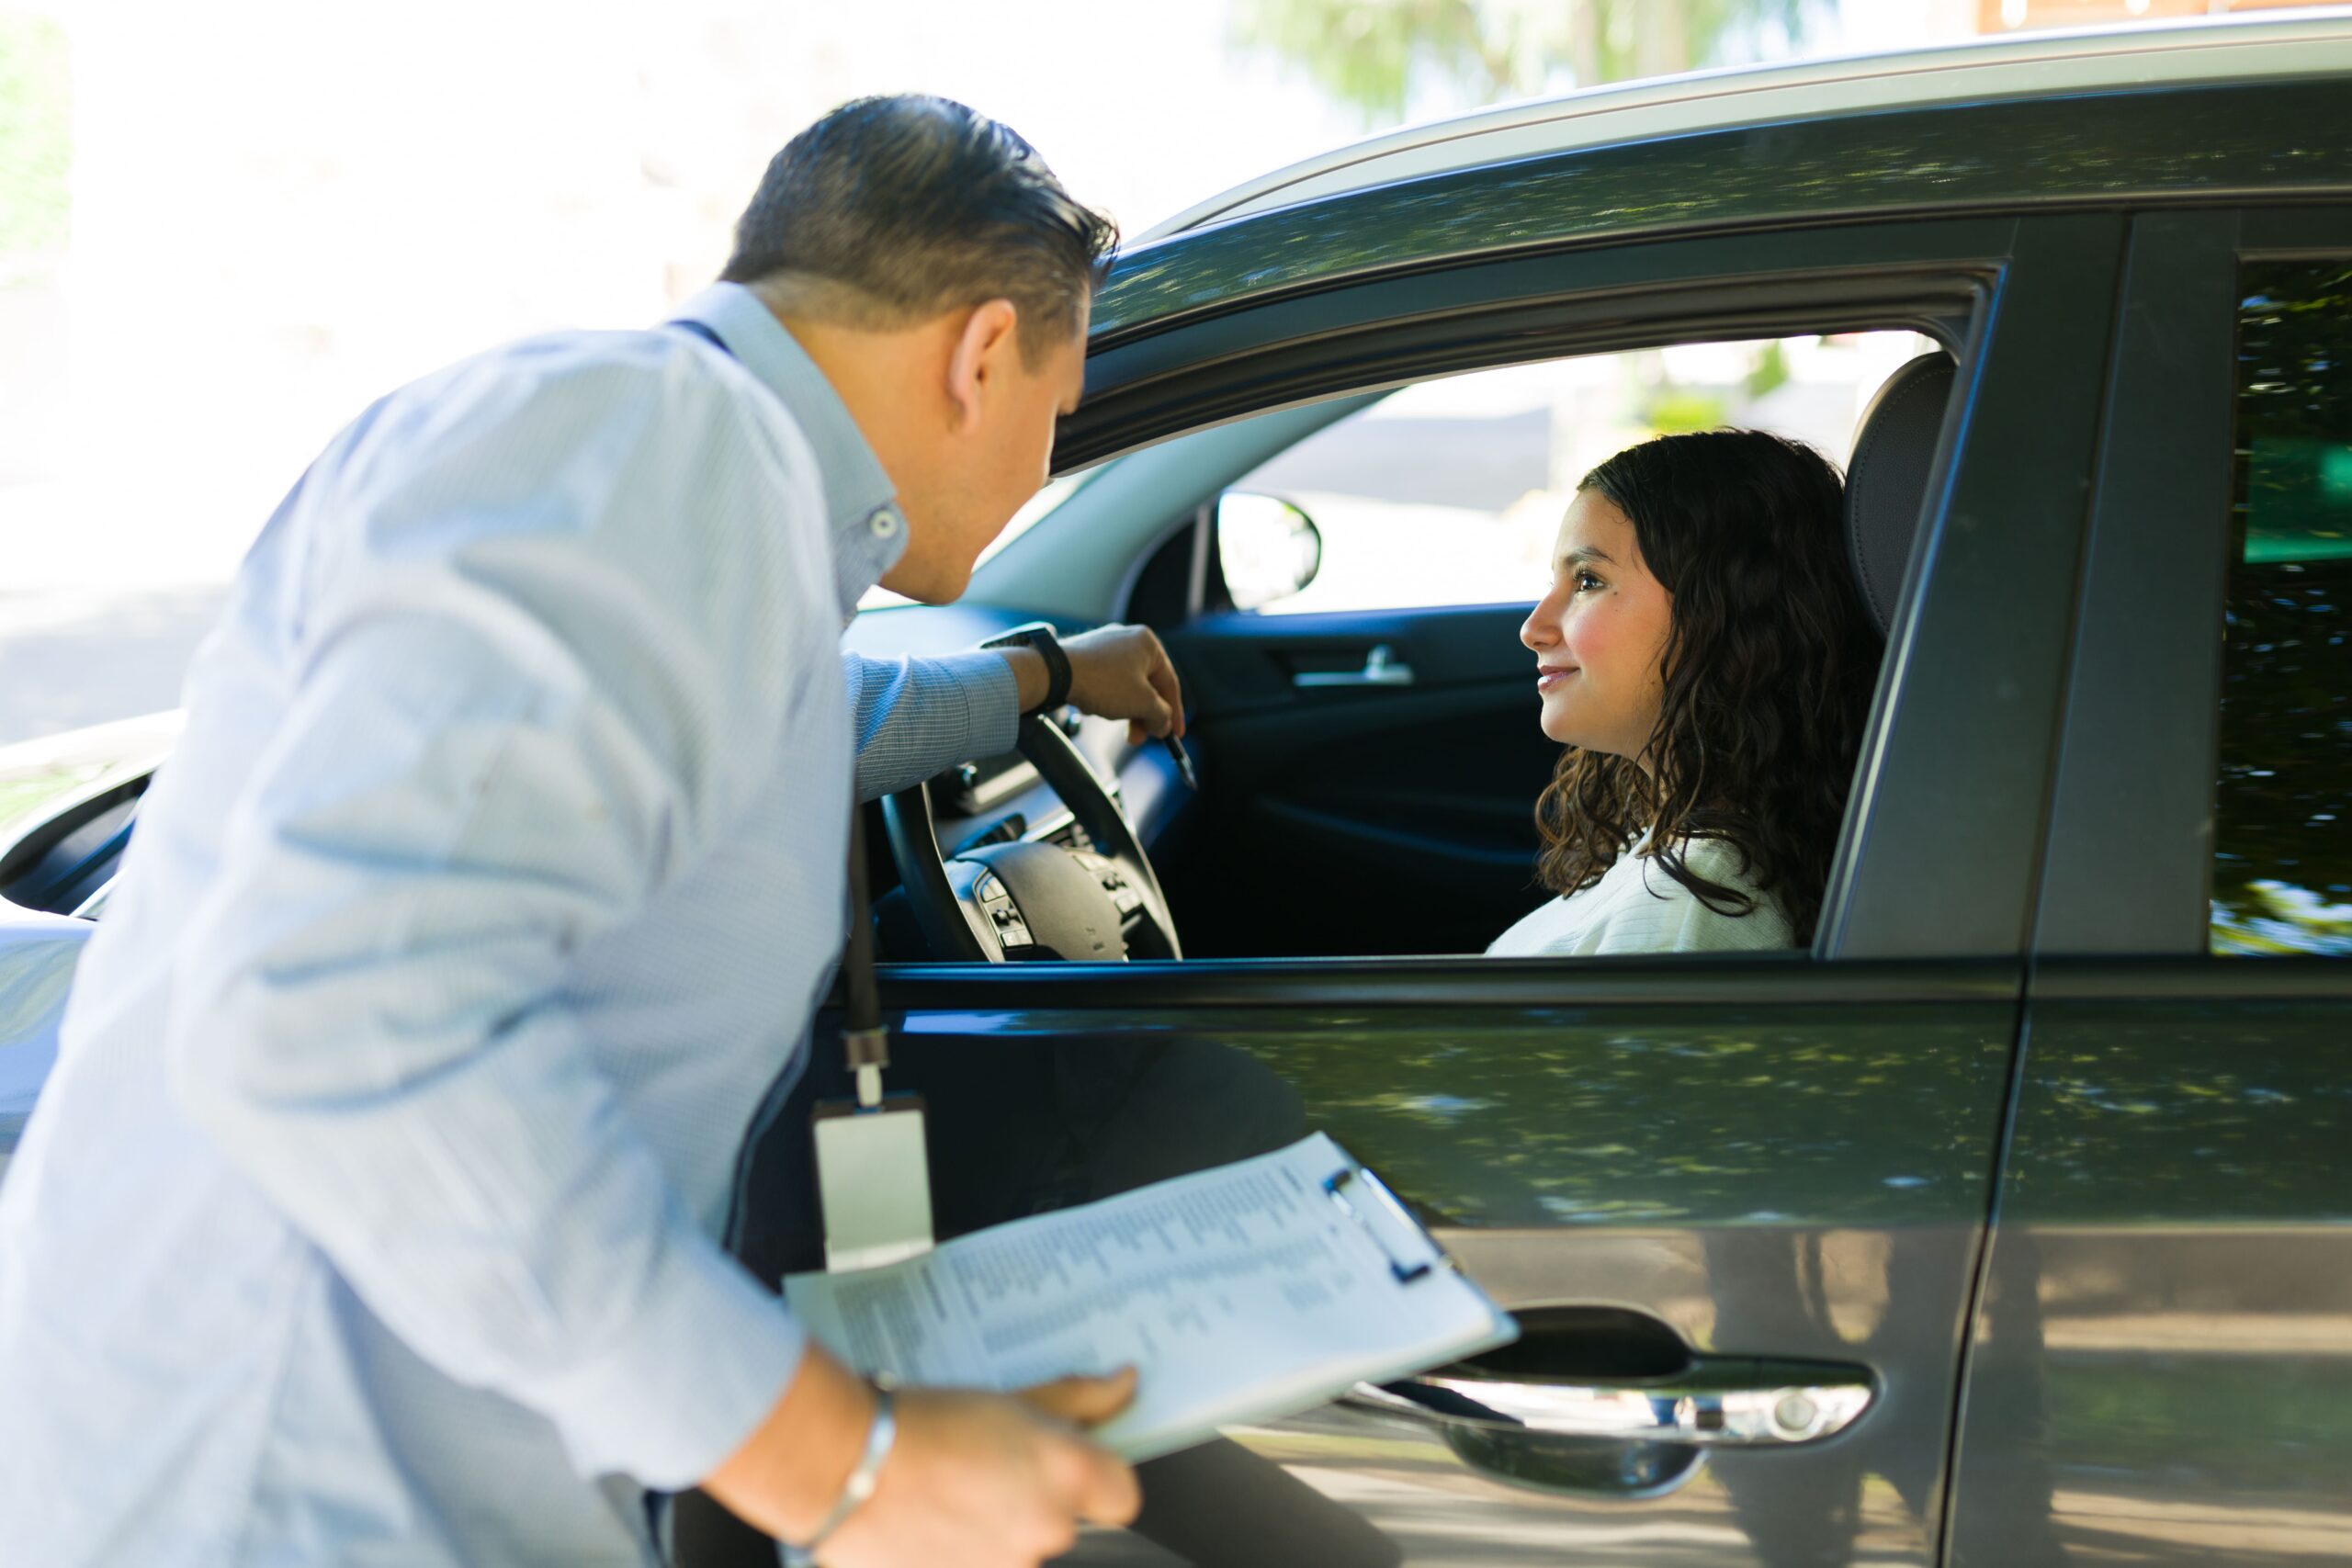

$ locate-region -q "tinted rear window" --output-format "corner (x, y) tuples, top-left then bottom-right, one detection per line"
(2212, 259), (2352, 955)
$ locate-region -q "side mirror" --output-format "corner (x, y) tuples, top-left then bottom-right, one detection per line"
(1215, 491), (1322, 612)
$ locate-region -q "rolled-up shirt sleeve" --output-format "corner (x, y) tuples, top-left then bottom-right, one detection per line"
(165, 346), (824, 1487)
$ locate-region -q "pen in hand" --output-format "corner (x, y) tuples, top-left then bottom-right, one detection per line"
(1163, 733), (1198, 790)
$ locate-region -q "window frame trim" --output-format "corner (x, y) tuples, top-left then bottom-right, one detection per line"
(2033, 204), (2352, 961)
(1001, 212), (2131, 968)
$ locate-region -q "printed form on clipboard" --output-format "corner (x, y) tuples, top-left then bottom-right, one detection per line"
(782, 1132), (1518, 1462)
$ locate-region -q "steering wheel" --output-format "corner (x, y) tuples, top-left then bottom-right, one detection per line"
(877, 714), (1183, 963)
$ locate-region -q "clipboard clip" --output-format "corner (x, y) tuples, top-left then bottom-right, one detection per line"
(1324, 1163), (1442, 1284)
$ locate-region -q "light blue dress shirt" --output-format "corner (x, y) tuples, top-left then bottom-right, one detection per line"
(0, 284), (1023, 1565)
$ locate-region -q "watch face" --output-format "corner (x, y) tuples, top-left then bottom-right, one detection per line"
(990, 622), (1052, 648)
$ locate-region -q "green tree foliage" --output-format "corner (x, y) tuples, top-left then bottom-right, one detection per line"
(0, 12), (72, 269)
(1639, 387), (1725, 434)
(2212, 260), (2352, 954)
(1743, 336), (1791, 400)
(1230, 0), (1823, 126)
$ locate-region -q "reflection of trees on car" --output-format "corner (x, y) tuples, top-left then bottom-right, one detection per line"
(1210, 1010), (2011, 1230)
(1091, 86), (2349, 345)
(1228, 0), (1823, 125)
(2214, 260), (2352, 953)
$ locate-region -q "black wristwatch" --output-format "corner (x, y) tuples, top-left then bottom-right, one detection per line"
(981, 621), (1072, 716)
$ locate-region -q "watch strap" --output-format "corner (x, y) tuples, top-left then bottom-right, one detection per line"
(983, 622), (1072, 716)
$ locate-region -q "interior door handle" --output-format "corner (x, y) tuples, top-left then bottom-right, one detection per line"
(1293, 644), (1416, 688)
(1340, 1359), (1874, 1448)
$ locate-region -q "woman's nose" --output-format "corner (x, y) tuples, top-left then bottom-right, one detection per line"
(1521, 604), (1554, 652)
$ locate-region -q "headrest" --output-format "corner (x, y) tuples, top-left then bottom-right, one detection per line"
(1845, 353), (1954, 636)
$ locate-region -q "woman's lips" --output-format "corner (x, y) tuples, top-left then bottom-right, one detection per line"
(1536, 665), (1578, 693)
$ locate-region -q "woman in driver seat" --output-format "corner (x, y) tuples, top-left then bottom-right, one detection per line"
(1489, 429), (1881, 957)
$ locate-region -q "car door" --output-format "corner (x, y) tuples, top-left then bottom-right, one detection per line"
(1945, 208), (2352, 1565)
(703, 211), (2126, 1568)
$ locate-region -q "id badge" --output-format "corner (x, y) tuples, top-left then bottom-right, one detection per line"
(812, 1094), (935, 1273)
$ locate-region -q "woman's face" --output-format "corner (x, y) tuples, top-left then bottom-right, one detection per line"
(1521, 488), (1674, 760)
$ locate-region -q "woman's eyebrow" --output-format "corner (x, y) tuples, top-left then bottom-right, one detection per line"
(1558, 545), (1615, 570)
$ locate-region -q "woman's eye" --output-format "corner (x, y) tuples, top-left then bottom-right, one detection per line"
(1574, 570), (1604, 592)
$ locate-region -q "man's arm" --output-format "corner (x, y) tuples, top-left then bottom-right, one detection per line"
(168, 348), (821, 1488)
(845, 628), (1187, 802)
(844, 649), (1023, 802)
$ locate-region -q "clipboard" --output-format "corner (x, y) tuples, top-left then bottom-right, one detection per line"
(1323, 1160), (1443, 1284)
(782, 1132), (1520, 1462)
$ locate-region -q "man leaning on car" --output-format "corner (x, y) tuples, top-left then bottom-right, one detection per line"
(0, 96), (1179, 1568)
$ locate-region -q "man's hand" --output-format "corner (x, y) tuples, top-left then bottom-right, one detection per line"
(820, 1371), (1141, 1567)
(999, 625), (1185, 746)
(703, 1348), (1140, 1568)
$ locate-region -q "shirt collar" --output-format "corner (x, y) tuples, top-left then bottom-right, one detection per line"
(666, 282), (906, 617)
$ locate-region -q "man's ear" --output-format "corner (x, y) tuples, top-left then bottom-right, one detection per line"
(944, 299), (1020, 432)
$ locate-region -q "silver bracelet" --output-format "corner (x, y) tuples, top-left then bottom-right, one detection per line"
(780, 1385), (897, 1567)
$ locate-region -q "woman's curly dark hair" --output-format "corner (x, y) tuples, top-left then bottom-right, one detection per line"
(1532, 429), (1883, 945)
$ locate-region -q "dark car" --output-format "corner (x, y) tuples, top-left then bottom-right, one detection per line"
(6, 14), (2351, 1565)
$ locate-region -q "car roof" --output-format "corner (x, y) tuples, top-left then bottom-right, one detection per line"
(1136, 9), (2352, 245)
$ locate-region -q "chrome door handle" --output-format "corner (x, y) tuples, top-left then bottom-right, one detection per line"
(1293, 644), (1416, 688)
(1340, 1361), (1874, 1448)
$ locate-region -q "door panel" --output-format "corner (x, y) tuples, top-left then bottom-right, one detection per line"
(1161, 604), (1555, 957)
(1951, 972), (2352, 1567)
(724, 960), (2018, 1568)
(1951, 209), (2352, 1564)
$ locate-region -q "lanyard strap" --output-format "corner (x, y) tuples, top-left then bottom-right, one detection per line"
(842, 808), (889, 1108)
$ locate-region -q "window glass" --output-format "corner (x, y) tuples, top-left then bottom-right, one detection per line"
(2212, 260), (2352, 956)
(1225, 331), (1938, 616)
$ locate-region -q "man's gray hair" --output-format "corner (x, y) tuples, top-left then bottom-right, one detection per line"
(722, 96), (1118, 366)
